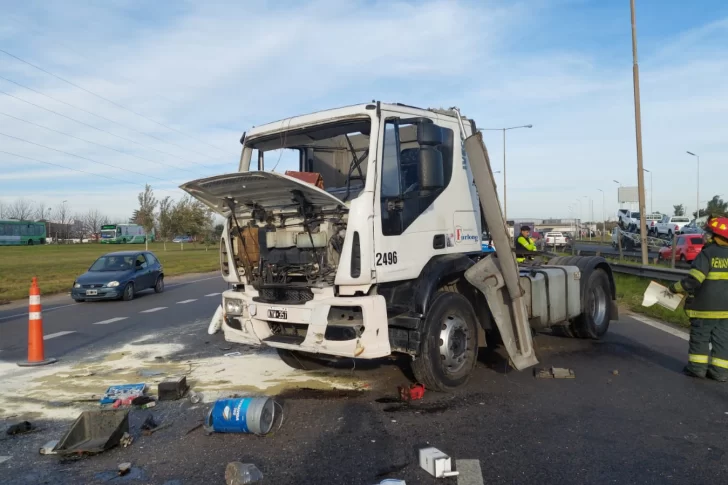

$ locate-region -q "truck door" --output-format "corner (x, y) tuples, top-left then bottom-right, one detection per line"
(372, 109), (478, 283)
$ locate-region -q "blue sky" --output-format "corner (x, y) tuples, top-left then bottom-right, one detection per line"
(1, 0), (726, 222)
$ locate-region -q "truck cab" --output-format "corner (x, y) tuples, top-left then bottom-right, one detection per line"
(183, 102), (618, 391)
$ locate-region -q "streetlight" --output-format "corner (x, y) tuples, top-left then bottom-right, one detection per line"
(597, 189), (605, 241)
(643, 168), (652, 215)
(687, 151), (699, 220)
(481, 124), (533, 221)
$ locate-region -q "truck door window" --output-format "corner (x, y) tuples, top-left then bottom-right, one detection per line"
(379, 118), (454, 236)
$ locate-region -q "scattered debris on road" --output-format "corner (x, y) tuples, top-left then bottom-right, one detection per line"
(612, 369), (620, 376)
(189, 390), (202, 404)
(100, 383), (146, 405)
(224, 351), (242, 357)
(138, 369), (165, 377)
(207, 397), (276, 435)
(534, 367), (575, 379)
(398, 383), (425, 402)
(225, 462), (264, 484)
(419, 447), (459, 478)
(5, 420), (34, 435)
(0, 456), (11, 465)
(55, 409), (129, 455)
(118, 462), (132, 476)
(120, 432), (133, 448)
(39, 440), (59, 455)
(158, 376), (189, 401)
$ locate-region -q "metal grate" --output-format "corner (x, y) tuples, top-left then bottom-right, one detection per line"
(256, 287), (313, 304)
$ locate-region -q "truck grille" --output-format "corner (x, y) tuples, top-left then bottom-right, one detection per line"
(255, 287), (313, 304)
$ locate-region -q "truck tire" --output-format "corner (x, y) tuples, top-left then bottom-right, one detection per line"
(276, 349), (331, 371)
(571, 268), (611, 339)
(411, 291), (478, 392)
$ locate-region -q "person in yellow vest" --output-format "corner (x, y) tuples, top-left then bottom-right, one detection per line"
(669, 216), (728, 381)
(516, 225), (537, 263)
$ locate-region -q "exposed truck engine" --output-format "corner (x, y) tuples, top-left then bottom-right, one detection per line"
(182, 102), (618, 391)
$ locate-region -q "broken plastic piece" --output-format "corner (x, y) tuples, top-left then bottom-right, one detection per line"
(39, 440), (59, 455)
(534, 367), (575, 379)
(398, 383), (425, 402)
(118, 462), (132, 476)
(419, 447), (459, 478)
(54, 409), (130, 455)
(120, 432), (133, 448)
(225, 462), (264, 484)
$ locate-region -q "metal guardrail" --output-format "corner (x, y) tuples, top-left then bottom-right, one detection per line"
(560, 248), (690, 282)
(608, 262), (687, 282)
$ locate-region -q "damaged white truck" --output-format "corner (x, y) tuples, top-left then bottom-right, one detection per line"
(182, 102), (618, 391)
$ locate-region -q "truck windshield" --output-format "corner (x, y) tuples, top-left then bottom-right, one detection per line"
(245, 118), (372, 201)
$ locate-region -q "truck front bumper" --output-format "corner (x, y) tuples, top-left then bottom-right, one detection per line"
(219, 289), (392, 359)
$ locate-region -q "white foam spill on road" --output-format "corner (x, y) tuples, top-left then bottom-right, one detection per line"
(0, 327), (365, 420)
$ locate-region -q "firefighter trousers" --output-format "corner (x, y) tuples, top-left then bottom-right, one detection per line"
(687, 318), (728, 380)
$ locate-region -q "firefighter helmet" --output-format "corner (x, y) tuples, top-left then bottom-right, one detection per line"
(705, 216), (728, 240)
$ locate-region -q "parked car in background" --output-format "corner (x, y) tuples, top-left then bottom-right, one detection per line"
(172, 235), (193, 243)
(71, 251), (164, 302)
(645, 213), (663, 235)
(544, 231), (567, 247)
(655, 215), (691, 238)
(680, 220), (704, 235)
(658, 235), (705, 262)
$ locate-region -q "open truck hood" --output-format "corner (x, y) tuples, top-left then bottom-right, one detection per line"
(180, 171), (347, 217)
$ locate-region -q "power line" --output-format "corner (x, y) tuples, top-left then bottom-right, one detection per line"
(0, 87), (214, 168)
(0, 74), (229, 166)
(0, 131), (165, 181)
(0, 48), (231, 155)
(0, 110), (200, 175)
(0, 149), (144, 187)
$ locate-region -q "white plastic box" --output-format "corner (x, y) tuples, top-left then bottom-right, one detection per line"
(419, 447), (459, 478)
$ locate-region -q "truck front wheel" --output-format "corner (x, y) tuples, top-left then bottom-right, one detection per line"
(412, 291), (478, 392)
(572, 268), (611, 339)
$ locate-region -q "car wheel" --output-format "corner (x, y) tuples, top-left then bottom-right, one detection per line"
(27, 239), (34, 246)
(680, 254), (686, 262)
(122, 282), (135, 301)
(154, 276), (164, 293)
(411, 291), (479, 392)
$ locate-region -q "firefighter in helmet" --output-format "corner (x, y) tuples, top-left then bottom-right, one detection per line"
(669, 216), (728, 381)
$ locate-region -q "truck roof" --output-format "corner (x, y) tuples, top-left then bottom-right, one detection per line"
(245, 102), (471, 140)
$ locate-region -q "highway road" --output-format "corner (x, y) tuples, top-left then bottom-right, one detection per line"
(0, 273), (228, 362)
(2, 273), (728, 484)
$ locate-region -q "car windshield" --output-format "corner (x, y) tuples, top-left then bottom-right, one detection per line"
(690, 237), (704, 244)
(631, 212), (640, 218)
(89, 255), (135, 272)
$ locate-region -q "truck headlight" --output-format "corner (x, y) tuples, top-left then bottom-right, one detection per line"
(225, 298), (243, 315)
(107, 281), (120, 288)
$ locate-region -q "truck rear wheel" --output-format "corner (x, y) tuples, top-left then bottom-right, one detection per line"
(571, 268), (611, 339)
(412, 291), (478, 392)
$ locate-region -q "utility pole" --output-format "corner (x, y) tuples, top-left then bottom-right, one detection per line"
(687, 151), (699, 220)
(597, 189), (605, 242)
(630, 0), (649, 265)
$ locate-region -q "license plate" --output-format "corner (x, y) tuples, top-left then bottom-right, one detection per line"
(86, 289), (98, 296)
(267, 308), (287, 320)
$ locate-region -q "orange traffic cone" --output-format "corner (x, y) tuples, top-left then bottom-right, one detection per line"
(17, 277), (57, 367)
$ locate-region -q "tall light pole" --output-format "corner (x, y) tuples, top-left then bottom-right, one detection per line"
(482, 124), (533, 222)
(583, 195), (591, 240)
(687, 151), (699, 220)
(576, 198), (583, 238)
(597, 188), (605, 241)
(643, 168), (652, 214)
(630, 0), (649, 264)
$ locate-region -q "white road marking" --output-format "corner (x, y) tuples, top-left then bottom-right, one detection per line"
(205, 293), (221, 297)
(44, 331), (76, 340)
(177, 299), (197, 304)
(166, 275), (221, 288)
(0, 302), (78, 322)
(93, 317), (128, 325)
(456, 459), (484, 485)
(629, 314), (689, 341)
(0, 456), (11, 464)
(140, 307), (168, 313)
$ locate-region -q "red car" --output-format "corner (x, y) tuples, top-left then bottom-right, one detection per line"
(658, 235), (705, 262)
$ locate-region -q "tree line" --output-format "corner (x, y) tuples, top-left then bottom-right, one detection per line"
(0, 184), (222, 243)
